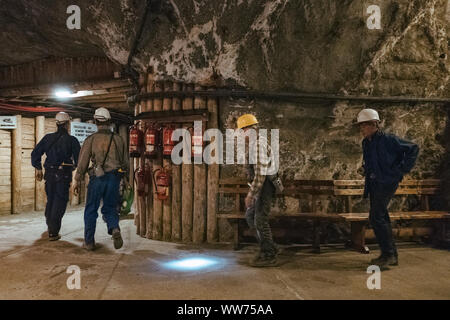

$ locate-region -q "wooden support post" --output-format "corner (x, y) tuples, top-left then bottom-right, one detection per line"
(346, 196), (353, 213)
(138, 158), (147, 238)
(181, 84), (194, 242)
(35, 116), (45, 211)
(206, 87), (219, 243)
(193, 85), (207, 243)
(12, 115), (22, 214)
(145, 74), (154, 239)
(152, 81), (164, 240)
(133, 102), (140, 235)
(138, 77), (148, 238)
(421, 195), (430, 211)
(311, 194), (320, 252)
(145, 158), (153, 239)
(171, 82), (182, 241)
(162, 81), (173, 241)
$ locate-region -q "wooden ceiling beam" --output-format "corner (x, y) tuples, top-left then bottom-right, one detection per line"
(0, 79), (133, 97)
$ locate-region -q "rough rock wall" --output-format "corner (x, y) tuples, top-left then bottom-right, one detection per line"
(132, 0), (450, 96)
(3, 1), (448, 96)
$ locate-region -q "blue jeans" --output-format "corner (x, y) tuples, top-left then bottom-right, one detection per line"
(84, 171), (121, 244)
(368, 180), (399, 257)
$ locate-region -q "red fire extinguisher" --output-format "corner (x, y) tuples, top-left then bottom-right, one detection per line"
(144, 124), (158, 158)
(134, 165), (152, 197)
(153, 168), (171, 201)
(129, 121), (144, 158)
(134, 167), (146, 197)
(162, 125), (176, 158)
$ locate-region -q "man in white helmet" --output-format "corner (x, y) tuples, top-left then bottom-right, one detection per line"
(74, 107), (129, 251)
(356, 108), (419, 268)
(31, 112), (81, 241)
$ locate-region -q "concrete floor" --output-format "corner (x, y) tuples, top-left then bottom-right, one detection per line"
(0, 207), (449, 300)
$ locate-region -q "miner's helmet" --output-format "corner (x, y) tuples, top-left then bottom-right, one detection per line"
(94, 107), (111, 122)
(55, 112), (71, 125)
(356, 109), (380, 124)
(236, 114), (259, 130)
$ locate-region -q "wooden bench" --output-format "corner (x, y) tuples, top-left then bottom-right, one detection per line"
(217, 178), (450, 253)
(217, 178), (344, 251)
(335, 179), (450, 253)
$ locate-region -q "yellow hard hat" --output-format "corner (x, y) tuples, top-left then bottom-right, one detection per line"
(236, 114), (258, 130)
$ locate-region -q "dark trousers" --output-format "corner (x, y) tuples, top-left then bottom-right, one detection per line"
(368, 180), (399, 257)
(245, 178), (277, 257)
(84, 172), (121, 244)
(44, 169), (71, 236)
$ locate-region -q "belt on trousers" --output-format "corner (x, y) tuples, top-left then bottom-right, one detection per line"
(47, 163), (73, 170)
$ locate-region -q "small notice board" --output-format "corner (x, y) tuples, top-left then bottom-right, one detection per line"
(71, 122), (98, 145)
(0, 116), (17, 129)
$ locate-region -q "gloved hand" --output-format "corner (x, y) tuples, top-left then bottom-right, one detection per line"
(245, 193), (254, 208)
(36, 170), (43, 182)
(357, 166), (365, 177)
(123, 177), (131, 189)
(73, 179), (81, 196)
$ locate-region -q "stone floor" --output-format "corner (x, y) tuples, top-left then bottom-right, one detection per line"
(0, 207), (449, 300)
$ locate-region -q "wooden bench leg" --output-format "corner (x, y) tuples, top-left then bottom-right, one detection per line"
(349, 221), (369, 254)
(312, 220), (321, 253)
(233, 220), (241, 250)
(432, 219), (447, 248)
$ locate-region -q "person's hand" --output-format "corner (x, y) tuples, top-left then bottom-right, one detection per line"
(73, 180), (80, 196)
(36, 170), (43, 182)
(123, 177), (130, 189)
(245, 194), (254, 208)
(357, 166), (365, 177)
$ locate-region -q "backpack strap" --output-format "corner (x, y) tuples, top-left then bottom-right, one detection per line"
(101, 133), (115, 168)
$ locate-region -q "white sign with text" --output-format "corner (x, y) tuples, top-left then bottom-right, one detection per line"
(0, 116), (17, 129)
(71, 122), (97, 145)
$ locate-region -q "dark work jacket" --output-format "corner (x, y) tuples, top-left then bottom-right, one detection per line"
(31, 127), (81, 171)
(362, 130), (419, 198)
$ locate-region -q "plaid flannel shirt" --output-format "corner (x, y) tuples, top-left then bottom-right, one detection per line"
(247, 135), (273, 198)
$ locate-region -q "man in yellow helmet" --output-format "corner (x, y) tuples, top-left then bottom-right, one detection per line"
(237, 114), (280, 267)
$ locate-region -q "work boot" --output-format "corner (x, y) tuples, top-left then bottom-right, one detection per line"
(249, 255), (278, 268)
(370, 254), (397, 267)
(83, 242), (96, 251)
(112, 228), (123, 249)
(49, 234), (61, 241)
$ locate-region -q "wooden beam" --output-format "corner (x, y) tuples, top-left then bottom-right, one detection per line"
(138, 77), (147, 238)
(35, 116), (45, 211)
(12, 115), (22, 214)
(171, 82), (182, 242)
(207, 87), (219, 243)
(181, 84), (194, 242)
(162, 81), (173, 242)
(193, 85), (207, 243)
(0, 57), (123, 91)
(0, 79), (131, 98)
(152, 81), (164, 240)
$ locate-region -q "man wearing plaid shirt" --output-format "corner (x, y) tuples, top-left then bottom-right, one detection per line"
(237, 114), (279, 267)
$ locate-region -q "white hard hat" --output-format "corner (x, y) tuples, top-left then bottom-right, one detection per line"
(55, 112), (71, 125)
(94, 107), (111, 122)
(356, 109), (380, 124)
